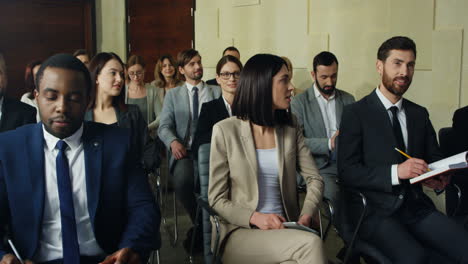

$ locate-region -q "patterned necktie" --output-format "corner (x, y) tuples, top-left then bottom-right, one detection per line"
(56, 140), (80, 264)
(193, 86), (199, 121)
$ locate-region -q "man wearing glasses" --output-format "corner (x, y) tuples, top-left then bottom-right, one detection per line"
(158, 49), (221, 253)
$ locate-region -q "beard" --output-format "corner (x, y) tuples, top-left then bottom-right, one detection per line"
(188, 70), (203, 81)
(382, 69), (411, 97)
(315, 79), (335, 95)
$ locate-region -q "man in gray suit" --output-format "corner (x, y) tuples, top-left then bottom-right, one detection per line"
(291, 51), (355, 206)
(158, 49), (221, 250)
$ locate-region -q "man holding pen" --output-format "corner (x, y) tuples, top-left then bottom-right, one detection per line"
(338, 36), (468, 263)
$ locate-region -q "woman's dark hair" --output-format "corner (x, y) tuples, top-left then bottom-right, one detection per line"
(232, 54), (292, 127)
(215, 55), (243, 75)
(24, 60), (42, 99)
(154, 54), (181, 88)
(87, 52), (127, 111)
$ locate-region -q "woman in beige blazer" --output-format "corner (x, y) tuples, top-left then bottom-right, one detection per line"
(208, 54), (325, 264)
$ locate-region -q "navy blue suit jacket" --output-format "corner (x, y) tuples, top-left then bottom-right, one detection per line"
(0, 122), (160, 260)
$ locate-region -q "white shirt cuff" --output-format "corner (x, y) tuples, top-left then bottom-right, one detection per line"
(391, 164), (401, 185)
(328, 139), (332, 151)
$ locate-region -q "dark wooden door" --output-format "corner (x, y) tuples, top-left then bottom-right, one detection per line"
(0, 0), (95, 98)
(126, 0), (194, 83)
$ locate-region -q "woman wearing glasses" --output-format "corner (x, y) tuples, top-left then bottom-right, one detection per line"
(126, 55), (163, 139)
(192, 55), (243, 155)
(208, 54), (325, 263)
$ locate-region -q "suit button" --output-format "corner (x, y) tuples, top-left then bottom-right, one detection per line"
(398, 194), (404, 199)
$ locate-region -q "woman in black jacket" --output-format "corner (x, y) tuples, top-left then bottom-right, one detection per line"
(85, 52), (149, 166)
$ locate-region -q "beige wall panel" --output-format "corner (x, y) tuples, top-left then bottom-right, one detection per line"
(435, 0), (468, 107)
(389, 0), (434, 70)
(95, 0), (127, 61)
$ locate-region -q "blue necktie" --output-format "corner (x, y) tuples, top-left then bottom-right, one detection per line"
(56, 140), (80, 264)
(193, 86), (199, 121)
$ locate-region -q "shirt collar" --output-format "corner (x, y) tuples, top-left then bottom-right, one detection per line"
(222, 96), (232, 116)
(186, 81), (204, 92)
(375, 86), (403, 111)
(43, 123), (84, 151)
(313, 83), (335, 100)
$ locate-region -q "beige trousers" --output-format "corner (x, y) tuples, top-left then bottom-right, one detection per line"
(222, 228), (326, 264)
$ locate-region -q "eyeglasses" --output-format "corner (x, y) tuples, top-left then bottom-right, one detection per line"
(129, 71), (144, 77)
(219, 71), (241, 80)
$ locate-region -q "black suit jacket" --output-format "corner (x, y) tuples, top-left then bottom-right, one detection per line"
(0, 96), (36, 133)
(192, 96), (230, 156)
(452, 106), (468, 154)
(337, 90), (443, 226)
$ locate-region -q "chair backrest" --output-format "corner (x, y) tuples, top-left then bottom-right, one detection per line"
(439, 127), (455, 157)
(198, 143), (213, 263)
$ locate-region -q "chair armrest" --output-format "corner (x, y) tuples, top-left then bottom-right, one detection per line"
(196, 196), (219, 217)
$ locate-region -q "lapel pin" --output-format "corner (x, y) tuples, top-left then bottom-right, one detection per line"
(93, 142), (99, 147)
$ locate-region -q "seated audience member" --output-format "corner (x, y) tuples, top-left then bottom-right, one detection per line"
(149, 54), (183, 136)
(206, 46), (241, 85)
(158, 49), (221, 252)
(449, 106), (468, 215)
(84, 52), (148, 165)
(0, 53), (160, 264)
(20, 60), (42, 122)
(291, 51), (355, 208)
(192, 55), (243, 155)
(125, 55), (159, 126)
(209, 54), (325, 264)
(0, 51), (36, 132)
(338, 36), (468, 263)
(281, 56), (303, 96)
(73, 49), (91, 66)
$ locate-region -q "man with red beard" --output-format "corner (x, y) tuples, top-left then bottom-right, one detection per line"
(338, 36), (468, 263)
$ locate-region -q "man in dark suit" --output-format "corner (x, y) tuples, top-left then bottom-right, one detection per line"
(0, 51), (36, 132)
(449, 106), (468, 216)
(338, 36), (468, 263)
(0, 54), (160, 264)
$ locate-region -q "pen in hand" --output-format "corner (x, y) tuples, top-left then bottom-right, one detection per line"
(394, 147), (431, 172)
(7, 239), (24, 264)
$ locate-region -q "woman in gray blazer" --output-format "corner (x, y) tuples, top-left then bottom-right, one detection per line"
(208, 54), (325, 264)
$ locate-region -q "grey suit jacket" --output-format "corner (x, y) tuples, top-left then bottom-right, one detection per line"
(291, 85), (355, 170)
(158, 82), (221, 169)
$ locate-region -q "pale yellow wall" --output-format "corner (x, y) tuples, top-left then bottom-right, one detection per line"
(195, 0), (467, 134)
(95, 0), (127, 61)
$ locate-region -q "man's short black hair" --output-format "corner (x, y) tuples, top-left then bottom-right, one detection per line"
(222, 46), (240, 56)
(377, 36), (416, 61)
(35, 53), (91, 95)
(313, 51), (338, 72)
(73, 49), (90, 58)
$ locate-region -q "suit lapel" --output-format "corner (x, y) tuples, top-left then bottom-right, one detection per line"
(240, 120), (258, 177)
(204, 82), (215, 101)
(177, 84), (191, 142)
(275, 125), (285, 190)
(215, 96), (230, 119)
(403, 100), (416, 155)
(367, 91), (401, 161)
(29, 123), (46, 231)
(82, 123), (102, 223)
(307, 87), (327, 136)
(335, 90), (344, 126)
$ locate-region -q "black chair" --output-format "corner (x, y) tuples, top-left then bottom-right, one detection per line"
(337, 185), (391, 264)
